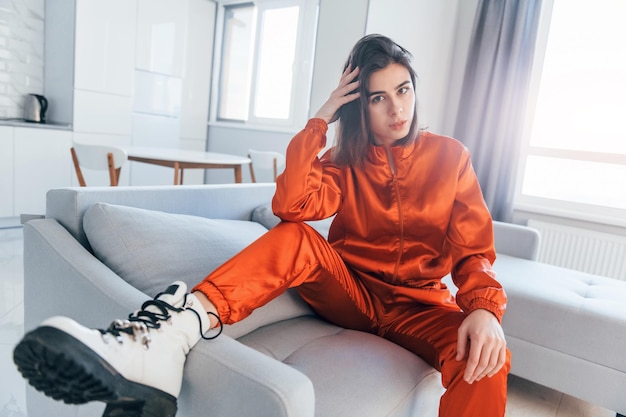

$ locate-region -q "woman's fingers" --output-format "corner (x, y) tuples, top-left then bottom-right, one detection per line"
(314, 66), (361, 123)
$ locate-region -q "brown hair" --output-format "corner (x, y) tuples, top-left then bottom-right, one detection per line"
(332, 34), (419, 166)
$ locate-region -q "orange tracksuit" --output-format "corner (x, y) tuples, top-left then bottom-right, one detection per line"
(194, 118), (510, 417)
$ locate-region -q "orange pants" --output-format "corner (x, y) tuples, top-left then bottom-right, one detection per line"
(194, 222), (510, 417)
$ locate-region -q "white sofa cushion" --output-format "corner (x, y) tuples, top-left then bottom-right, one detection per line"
(83, 202), (268, 297)
(495, 254), (626, 372)
(238, 316), (444, 417)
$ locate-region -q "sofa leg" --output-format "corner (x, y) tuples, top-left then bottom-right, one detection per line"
(617, 413), (625, 417)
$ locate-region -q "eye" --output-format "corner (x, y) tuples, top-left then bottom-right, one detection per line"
(398, 86), (409, 95)
(370, 95), (385, 104)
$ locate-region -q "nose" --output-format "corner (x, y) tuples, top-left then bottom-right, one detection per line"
(389, 97), (403, 115)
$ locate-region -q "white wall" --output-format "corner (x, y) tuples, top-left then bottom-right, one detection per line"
(367, 0), (460, 134)
(308, 0), (369, 120)
(0, 0), (45, 119)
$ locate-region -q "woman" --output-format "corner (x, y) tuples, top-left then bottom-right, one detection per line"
(14, 34), (510, 417)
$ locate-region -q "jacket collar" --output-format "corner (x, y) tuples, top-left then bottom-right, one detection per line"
(366, 133), (421, 163)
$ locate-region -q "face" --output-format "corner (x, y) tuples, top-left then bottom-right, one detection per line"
(366, 63), (415, 146)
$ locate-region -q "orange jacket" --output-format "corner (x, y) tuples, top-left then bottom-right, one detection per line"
(273, 118), (506, 321)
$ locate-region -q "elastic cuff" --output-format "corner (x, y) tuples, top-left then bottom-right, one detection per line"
(306, 118), (328, 134)
(192, 281), (232, 324)
(468, 298), (504, 322)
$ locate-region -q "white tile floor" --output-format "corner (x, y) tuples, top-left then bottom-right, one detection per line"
(0, 226), (616, 417)
(1, 227), (27, 417)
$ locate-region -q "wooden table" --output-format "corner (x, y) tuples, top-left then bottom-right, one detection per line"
(126, 147), (251, 185)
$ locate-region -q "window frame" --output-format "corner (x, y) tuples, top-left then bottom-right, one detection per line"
(209, 0), (318, 132)
(514, 0), (626, 228)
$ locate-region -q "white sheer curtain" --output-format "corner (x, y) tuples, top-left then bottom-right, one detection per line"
(453, 0), (542, 222)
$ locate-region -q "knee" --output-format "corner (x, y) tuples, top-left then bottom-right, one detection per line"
(255, 221), (327, 254)
(272, 221), (322, 239)
(441, 347), (511, 388)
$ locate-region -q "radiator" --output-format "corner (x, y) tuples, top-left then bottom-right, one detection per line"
(527, 220), (626, 281)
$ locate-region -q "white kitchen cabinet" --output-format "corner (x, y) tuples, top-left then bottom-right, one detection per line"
(0, 126), (15, 217)
(13, 128), (73, 216)
(135, 0), (188, 77)
(181, 0), (215, 140)
(73, 90), (133, 135)
(74, 0), (137, 96)
(133, 70), (182, 117)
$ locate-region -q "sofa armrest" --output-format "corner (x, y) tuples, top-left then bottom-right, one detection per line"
(181, 336), (315, 417)
(493, 221), (541, 261)
(23, 218), (148, 331)
(23, 218), (158, 417)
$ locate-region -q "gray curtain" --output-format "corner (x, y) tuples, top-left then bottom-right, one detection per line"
(453, 0), (542, 222)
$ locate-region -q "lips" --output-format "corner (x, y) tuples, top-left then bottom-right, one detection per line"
(389, 120), (407, 130)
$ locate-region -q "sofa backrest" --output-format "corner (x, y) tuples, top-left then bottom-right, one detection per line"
(46, 183), (277, 250)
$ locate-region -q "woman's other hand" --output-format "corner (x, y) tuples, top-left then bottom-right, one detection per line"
(456, 308), (507, 384)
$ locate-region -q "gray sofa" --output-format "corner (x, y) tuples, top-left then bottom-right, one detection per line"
(21, 183), (626, 417)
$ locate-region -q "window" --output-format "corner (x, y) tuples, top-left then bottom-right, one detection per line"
(211, 0), (318, 130)
(516, 0), (626, 226)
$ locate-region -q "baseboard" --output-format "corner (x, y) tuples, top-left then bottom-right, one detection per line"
(0, 216), (21, 229)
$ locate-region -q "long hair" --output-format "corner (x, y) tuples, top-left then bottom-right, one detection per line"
(332, 34), (419, 166)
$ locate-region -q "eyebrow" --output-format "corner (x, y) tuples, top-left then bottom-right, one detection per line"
(367, 80), (412, 98)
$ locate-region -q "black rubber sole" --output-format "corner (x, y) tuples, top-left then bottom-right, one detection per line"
(13, 326), (177, 417)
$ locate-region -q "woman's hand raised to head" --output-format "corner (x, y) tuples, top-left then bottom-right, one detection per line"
(314, 65), (361, 124)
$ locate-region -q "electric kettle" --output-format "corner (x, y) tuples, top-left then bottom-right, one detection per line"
(23, 94), (48, 123)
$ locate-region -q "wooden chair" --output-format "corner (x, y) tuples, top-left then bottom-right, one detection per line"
(71, 143), (127, 186)
(247, 149), (285, 183)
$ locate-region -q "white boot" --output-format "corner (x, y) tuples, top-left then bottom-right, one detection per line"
(13, 281), (218, 417)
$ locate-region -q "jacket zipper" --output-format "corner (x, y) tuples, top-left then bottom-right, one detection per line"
(385, 146), (404, 280)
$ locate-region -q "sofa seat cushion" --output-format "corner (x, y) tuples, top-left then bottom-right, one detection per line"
(83, 202), (268, 298)
(238, 316), (443, 417)
(495, 254), (626, 372)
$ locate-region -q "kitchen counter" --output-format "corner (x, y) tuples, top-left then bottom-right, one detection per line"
(0, 118), (72, 130)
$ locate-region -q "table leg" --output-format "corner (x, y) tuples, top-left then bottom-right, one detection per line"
(174, 162), (180, 185)
(234, 166), (242, 183)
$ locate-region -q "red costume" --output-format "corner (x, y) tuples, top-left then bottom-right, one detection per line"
(194, 118), (510, 417)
